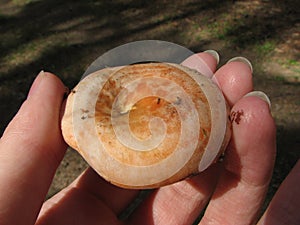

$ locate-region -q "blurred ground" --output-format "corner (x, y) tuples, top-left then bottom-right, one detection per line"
(0, 0), (299, 220)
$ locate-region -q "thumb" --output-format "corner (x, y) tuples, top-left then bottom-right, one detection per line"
(0, 71), (67, 225)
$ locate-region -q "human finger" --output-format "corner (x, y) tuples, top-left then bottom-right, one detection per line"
(181, 50), (219, 76)
(36, 181), (124, 225)
(200, 93), (276, 225)
(212, 57), (253, 106)
(257, 160), (300, 225)
(127, 165), (220, 225)
(0, 71), (68, 225)
(36, 167), (138, 225)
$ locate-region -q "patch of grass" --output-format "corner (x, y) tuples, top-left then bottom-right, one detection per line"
(206, 14), (248, 44)
(207, 20), (226, 39)
(286, 59), (299, 66)
(255, 40), (277, 56)
(281, 59), (300, 72)
(12, 0), (40, 6)
(279, 58), (300, 79)
(274, 75), (286, 82)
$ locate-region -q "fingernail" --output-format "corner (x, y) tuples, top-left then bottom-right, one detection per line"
(227, 56), (253, 73)
(204, 50), (220, 64)
(27, 70), (46, 98)
(244, 91), (271, 109)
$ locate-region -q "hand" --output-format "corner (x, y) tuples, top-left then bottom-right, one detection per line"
(0, 52), (298, 225)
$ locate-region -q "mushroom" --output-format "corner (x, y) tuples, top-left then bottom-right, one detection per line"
(61, 63), (231, 189)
